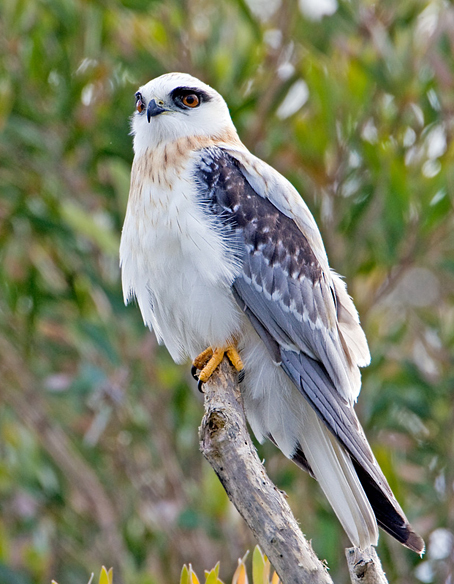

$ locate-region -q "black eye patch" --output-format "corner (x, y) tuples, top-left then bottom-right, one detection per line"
(170, 86), (211, 109)
(135, 91), (146, 113)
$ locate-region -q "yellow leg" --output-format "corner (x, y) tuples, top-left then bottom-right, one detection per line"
(192, 346), (213, 370)
(226, 346), (244, 373)
(198, 347), (228, 383)
(192, 344), (244, 389)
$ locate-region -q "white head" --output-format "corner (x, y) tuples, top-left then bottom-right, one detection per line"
(131, 72), (238, 155)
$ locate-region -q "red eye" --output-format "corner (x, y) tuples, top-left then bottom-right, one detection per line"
(182, 93), (200, 108)
(135, 92), (145, 113)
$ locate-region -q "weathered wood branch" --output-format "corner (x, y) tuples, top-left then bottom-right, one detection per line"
(199, 358), (333, 584)
(199, 358), (390, 584)
(346, 546), (388, 584)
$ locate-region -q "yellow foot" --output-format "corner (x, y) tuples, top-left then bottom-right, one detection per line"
(191, 344), (244, 391)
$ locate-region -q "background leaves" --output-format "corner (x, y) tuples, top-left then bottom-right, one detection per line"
(1, 0), (453, 582)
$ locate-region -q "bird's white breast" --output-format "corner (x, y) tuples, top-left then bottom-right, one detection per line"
(120, 141), (243, 363)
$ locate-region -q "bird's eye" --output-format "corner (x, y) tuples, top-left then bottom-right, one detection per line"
(135, 92), (145, 113)
(181, 93), (200, 108)
(171, 87), (207, 110)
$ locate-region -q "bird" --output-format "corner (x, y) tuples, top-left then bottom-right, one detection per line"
(120, 72), (424, 554)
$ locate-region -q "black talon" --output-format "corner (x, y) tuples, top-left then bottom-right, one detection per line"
(197, 379), (204, 393)
(238, 369), (245, 383)
(191, 365), (199, 381)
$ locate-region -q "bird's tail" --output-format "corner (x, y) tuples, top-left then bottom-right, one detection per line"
(291, 404), (379, 550)
(242, 337), (424, 553)
(245, 374), (380, 549)
(279, 348), (425, 554)
(275, 397), (424, 552)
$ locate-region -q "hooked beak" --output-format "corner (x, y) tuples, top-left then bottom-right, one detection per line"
(147, 99), (167, 122)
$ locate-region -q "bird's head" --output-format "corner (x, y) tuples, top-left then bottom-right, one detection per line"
(131, 72), (238, 154)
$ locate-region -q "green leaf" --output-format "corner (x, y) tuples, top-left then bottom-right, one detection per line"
(204, 562), (222, 584)
(252, 546), (270, 584)
(192, 568), (201, 584)
(99, 566), (113, 584)
(60, 201), (119, 256)
(180, 565), (190, 584)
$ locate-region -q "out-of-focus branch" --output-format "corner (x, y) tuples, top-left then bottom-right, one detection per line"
(199, 358), (333, 584)
(346, 546), (389, 584)
(0, 339), (126, 582)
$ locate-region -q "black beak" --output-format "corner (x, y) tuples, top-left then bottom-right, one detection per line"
(147, 99), (167, 122)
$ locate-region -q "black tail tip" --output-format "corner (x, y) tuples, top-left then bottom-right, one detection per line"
(405, 530), (425, 556)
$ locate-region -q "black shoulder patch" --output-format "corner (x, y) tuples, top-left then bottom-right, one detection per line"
(194, 148), (322, 287)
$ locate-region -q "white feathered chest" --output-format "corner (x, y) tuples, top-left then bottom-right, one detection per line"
(119, 139), (243, 363)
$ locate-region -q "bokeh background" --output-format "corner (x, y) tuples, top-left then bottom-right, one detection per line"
(1, 0), (454, 582)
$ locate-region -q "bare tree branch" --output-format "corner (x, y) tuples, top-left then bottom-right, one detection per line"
(346, 546), (389, 584)
(199, 357), (333, 584)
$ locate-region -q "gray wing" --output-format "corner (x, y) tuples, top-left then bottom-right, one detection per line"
(195, 146), (361, 401)
(194, 146), (366, 450)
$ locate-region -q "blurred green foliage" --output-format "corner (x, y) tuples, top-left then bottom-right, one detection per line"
(1, 0), (453, 582)
(60, 546), (280, 584)
(179, 545), (280, 584)
(53, 565), (113, 584)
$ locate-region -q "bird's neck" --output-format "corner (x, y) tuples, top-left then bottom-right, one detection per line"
(133, 126), (243, 158)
